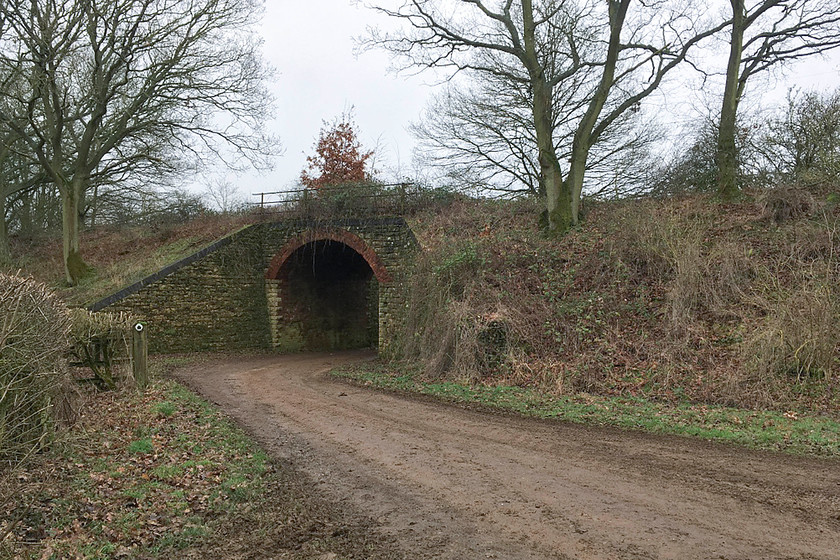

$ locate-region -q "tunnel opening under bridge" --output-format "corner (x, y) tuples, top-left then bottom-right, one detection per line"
(266, 232), (390, 352)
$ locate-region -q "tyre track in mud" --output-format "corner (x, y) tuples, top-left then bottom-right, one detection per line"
(173, 351), (840, 560)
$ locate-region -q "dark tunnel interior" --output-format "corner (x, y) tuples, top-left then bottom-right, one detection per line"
(278, 240), (378, 350)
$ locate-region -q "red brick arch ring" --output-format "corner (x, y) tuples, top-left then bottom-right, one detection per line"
(265, 228), (392, 283)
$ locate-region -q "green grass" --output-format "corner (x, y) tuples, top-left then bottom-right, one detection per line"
(127, 437), (154, 454)
(151, 400), (177, 417)
(332, 363), (840, 457)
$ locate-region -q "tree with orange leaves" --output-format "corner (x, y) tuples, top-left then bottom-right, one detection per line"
(300, 111), (374, 192)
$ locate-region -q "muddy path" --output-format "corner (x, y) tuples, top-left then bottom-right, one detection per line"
(172, 351), (840, 560)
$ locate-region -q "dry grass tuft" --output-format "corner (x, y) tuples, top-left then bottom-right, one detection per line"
(758, 184), (821, 224)
(4, 212), (256, 306)
(750, 287), (838, 377)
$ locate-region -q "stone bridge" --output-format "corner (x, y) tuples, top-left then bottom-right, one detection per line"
(91, 217), (417, 354)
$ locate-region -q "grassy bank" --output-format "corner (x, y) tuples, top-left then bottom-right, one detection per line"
(394, 192), (840, 414)
(6, 213), (254, 307)
(333, 362), (840, 457)
(0, 359), (401, 560)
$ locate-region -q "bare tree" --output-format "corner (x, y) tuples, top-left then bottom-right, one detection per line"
(0, 110), (53, 262)
(365, 0), (728, 233)
(716, 0), (840, 199)
(755, 88), (840, 184)
(412, 72), (660, 201)
(0, 0), (277, 284)
(412, 65), (578, 199)
(0, 132), (31, 261)
(650, 110), (767, 196)
(205, 178), (246, 213)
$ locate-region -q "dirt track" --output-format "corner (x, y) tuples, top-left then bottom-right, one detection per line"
(173, 351), (840, 560)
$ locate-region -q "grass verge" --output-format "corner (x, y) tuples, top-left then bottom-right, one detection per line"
(1, 357), (402, 560)
(332, 362), (840, 457)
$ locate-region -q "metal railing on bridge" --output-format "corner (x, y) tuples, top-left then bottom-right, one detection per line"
(250, 182), (452, 218)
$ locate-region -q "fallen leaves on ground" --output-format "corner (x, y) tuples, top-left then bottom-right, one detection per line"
(0, 378), (403, 560)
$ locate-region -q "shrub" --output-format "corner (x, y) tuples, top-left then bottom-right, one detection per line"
(275, 182), (456, 221)
(397, 244), (502, 381)
(744, 214), (840, 388)
(0, 273), (70, 464)
(759, 89), (840, 185)
(291, 181), (388, 218)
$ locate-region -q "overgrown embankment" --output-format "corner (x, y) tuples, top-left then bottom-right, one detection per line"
(393, 187), (840, 414)
(7, 186), (839, 419)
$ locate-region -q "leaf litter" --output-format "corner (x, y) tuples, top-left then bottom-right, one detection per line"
(0, 379), (403, 559)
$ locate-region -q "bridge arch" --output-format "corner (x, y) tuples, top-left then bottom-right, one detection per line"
(90, 218), (416, 355)
(266, 228), (392, 282)
(265, 228), (389, 352)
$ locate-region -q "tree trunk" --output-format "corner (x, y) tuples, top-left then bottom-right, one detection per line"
(565, 140), (589, 224)
(543, 151), (573, 234)
(19, 191), (33, 235)
(89, 184), (98, 229)
(717, 0), (745, 201)
(0, 193), (10, 264)
(61, 177), (89, 285)
(567, 0), (630, 223)
(533, 78), (573, 234)
(78, 187), (87, 230)
(522, 0), (573, 234)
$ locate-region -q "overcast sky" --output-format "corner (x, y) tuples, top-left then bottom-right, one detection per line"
(226, 1), (840, 202)
(230, 1), (434, 200)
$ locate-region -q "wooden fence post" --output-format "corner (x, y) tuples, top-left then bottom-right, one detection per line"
(132, 323), (148, 390)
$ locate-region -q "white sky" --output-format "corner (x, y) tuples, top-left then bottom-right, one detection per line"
(231, 1), (435, 200)
(225, 1), (840, 202)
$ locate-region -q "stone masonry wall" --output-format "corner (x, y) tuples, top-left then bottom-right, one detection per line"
(90, 217), (417, 355)
(260, 220), (415, 356)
